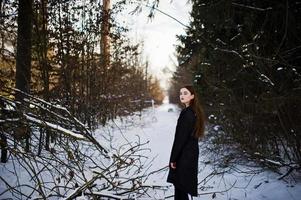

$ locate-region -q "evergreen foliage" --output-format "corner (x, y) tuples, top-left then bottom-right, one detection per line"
(170, 0), (301, 166)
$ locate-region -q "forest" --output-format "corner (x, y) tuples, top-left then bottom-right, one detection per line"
(169, 0), (301, 173)
(0, 0), (300, 199)
(1, 0), (166, 198)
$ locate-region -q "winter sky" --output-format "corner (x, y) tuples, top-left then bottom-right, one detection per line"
(117, 0), (192, 89)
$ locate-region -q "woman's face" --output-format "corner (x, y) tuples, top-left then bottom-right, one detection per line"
(179, 88), (194, 106)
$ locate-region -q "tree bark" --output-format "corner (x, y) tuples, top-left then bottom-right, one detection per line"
(15, 0), (33, 101)
(0, 131), (7, 163)
(15, 0), (33, 152)
(101, 0), (111, 92)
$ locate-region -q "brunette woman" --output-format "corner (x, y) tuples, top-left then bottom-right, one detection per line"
(167, 85), (206, 200)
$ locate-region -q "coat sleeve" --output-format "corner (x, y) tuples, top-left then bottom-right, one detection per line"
(170, 110), (195, 163)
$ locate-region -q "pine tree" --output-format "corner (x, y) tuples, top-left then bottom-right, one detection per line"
(172, 0), (301, 164)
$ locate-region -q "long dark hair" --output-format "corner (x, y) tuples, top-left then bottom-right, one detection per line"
(182, 85), (206, 139)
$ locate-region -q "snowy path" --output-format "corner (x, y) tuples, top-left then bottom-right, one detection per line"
(103, 102), (301, 200)
(100, 103), (180, 186)
(1, 102), (300, 200)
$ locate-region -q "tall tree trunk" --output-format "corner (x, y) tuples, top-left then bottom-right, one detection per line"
(101, 0), (111, 93)
(0, 0), (8, 163)
(0, 130), (7, 163)
(15, 0), (33, 101)
(0, 0), (5, 53)
(33, 0), (50, 153)
(98, 0), (111, 125)
(15, 0), (33, 152)
(40, 0), (49, 101)
(40, 0), (53, 151)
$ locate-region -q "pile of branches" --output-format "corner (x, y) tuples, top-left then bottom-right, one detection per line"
(0, 87), (165, 199)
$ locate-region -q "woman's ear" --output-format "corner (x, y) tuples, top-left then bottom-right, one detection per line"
(191, 94), (195, 99)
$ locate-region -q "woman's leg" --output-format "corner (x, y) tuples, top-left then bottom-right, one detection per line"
(174, 187), (189, 200)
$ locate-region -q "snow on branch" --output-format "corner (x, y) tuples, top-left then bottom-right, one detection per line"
(0, 87), (109, 153)
(82, 191), (128, 200)
(258, 72), (275, 86)
(232, 3), (272, 12)
(214, 47), (244, 60)
(0, 88), (168, 199)
(24, 114), (86, 140)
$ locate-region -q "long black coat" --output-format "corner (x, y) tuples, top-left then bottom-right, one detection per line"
(167, 106), (199, 196)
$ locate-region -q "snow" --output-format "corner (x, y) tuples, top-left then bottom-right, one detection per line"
(214, 47), (244, 59)
(259, 74), (275, 86)
(0, 118), (19, 122)
(24, 114), (86, 140)
(82, 190), (128, 199)
(95, 103), (301, 199)
(1, 102), (301, 199)
(200, 63), (211, 66)
(264, 159), (282, 166)
(102, 103), (301, 200)
(232, 3), (273, 12)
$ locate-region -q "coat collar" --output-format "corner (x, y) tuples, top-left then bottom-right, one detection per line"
(181, 105), (196, 117)
(180, 105), (193, 114)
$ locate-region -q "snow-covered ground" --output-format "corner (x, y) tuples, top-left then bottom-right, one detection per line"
(1, 102), (300, 199)
(100, 102), (301, 200)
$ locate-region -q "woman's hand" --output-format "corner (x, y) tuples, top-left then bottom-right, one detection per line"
(170, 162), (176, 169)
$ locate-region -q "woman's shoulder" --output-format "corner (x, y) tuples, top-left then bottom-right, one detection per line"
(180, 106), (196, 118)
(183, 106), (195, 113)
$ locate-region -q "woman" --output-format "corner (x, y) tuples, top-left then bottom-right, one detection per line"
(167, 85), (205, 200)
